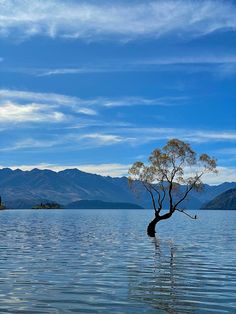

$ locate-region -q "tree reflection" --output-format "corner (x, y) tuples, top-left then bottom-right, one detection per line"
(127, 237), (197, 314)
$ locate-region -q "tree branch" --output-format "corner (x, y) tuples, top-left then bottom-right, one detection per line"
(174, 172), (204, 209)
(176, 208), (197, 220)
(143, 182), (157, 212)
(159, 184), (166, 214)
(152, 185), (162, 208)
(159, 211), (172, 220)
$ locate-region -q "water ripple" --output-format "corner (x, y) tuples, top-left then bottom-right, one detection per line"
(0, 209), (235, 313)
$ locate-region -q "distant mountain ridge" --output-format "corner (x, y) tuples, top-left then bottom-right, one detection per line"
(0, 168), (235, 209)
(202, 188), (236, 210)
(0, 168), (138, 208)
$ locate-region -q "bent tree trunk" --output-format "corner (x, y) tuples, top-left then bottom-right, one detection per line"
(147, 217), (160, 237)
(147, 212), (173, 237)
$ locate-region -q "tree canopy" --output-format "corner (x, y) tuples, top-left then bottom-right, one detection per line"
(128, 139), (217, 235)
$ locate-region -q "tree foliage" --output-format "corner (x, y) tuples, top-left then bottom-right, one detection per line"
(128, 139), (217, 220)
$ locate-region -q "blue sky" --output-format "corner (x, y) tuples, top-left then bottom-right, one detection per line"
(0, 0), (236, 184)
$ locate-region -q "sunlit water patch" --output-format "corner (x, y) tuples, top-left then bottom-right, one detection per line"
(0, 209), (235, 313)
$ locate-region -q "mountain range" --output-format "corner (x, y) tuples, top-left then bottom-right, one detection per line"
(0, 168), (236, 209)
(202, 188), (236, 210)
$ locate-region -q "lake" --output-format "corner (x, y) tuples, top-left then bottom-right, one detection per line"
(0, 209), (235, 313)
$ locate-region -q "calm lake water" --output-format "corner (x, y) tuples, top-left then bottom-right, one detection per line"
(0, 209), (235, 314)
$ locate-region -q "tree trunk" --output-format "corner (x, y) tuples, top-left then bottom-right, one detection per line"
(147, 211), (173, 237)
(147, 216), (160, 237)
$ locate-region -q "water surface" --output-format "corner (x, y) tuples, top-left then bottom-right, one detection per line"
(0, 209), (235, 313)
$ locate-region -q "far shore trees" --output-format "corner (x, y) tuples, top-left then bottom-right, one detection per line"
(128, 139), (217, 237)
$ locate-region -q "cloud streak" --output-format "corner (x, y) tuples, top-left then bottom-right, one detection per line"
(0, 89), (184, 114)
(115, 127), (236, 145)
(20, 54), (236, 78)
(80, 133), (125, 144)
(2, 89), (185, 129)
(0, 89), (78, 106)
(0, 138), (59, 152)
(0, 1), (235, 41)
(4, 128), (236, 153)
(0, 89), (98, 124)
(0, 132), (131, 153)
(137, 55), (236, 66)
(0, 87), (235, 148)
(0, 101), (65, 123)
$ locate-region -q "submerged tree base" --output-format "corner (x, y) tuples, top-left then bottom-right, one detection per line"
(147, 211), (174, 237)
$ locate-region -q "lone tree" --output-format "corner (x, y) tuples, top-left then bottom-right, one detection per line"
(128, 139), (217, 237)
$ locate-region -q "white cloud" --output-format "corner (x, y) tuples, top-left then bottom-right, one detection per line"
(2, 127), (235, 153)
(80, 133), (126, 145)
(0, 89), (183, 112)
(0, 138), (59, 151)
(0, 1), (235, 41)
(137, 55), (236, 65)
(192, 131), (236, 142)
(21, 54), (236, 78)
(0, 132), (131, 153)
(217, 147), (236, 155)
(0, 89), (99, 123)
(100, 97), (187, 108)
(38, 68), (98, 76)
(201, 167), (236, 185)
(134, 55), (236, 77)
(216, 63), (236, 78)
(0, 89), (78, 106)
(76, 108), (98, 116)
(0, 101), (65, 123)
(118, 127), (236, 144)
(77, 163), (130, 177)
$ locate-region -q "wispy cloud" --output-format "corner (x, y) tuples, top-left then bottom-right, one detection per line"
(137, 55), (236, 66)
(215, 147), (236, 156)
(2, 128), (235, 153)
(0, 101), (65, 123)
(191, 131), (236, 142)
(0, 132), (131, 153)
(37, 68), (105, 76)
(68, 133), (134, 149)
(0, 1), (235, 41)
(116, 127), (236, 145)
(100, 96), (187, 108)
(215, 63), (236, 78)
(76, 163), (130, 177)
(0, 89), (98, 124)
(0, 89), (184, 112)
(80, 133), (125, 145)
(0, 138), (59, 152)
(135, 55), (236, 77)
(21, 54), (236, 78)
(201, 167), (236, 185)
(0, 89), (78, 106)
